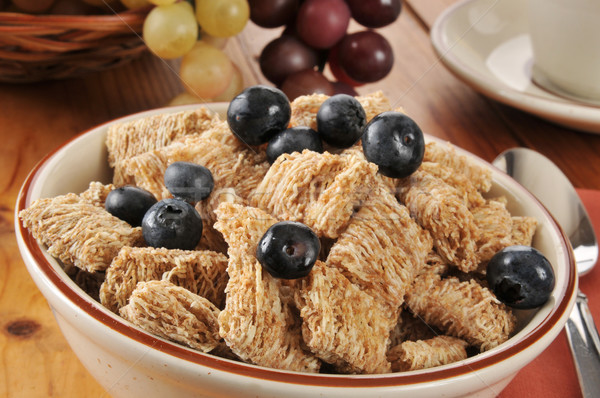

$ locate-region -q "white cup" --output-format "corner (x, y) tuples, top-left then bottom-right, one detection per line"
(527, 0), (600, 105)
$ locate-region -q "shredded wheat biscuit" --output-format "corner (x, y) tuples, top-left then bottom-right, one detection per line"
(213, 202), (321, 373)
(405, 271), (516, 351)
(424, 142), (492, 193)
(250, 150), (377, 239)
(114, 135), (268, 251)
(472, 199), (513, 263)
(106, 107), (219, 168)
(511, 216), (538, 246)
(114, 135), (268, 201)
(326, 181), (433, 317)
(19, 193), (143, 273)
(419, 161), (485, 208)
(195, 188), (247, 253)
(295, 260), (392, 374)
(79, 181), (114, 207)
(398, 170), (480, 272)
(120, 280), (223, 353)
(387, 335), (469, 372)
(100, 246), (228, 313)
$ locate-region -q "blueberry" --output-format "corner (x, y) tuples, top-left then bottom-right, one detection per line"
(164, 161), (214, 203)
(486, 245), (555, 309)
(227, 85), (291, 146)
(105, 186), (157, 227)
(266, 126), (324, 163)
(142, 198), (203, 250)
(256, 221), (320, 279)
(361, 111), (425, 178)
(316, 94), (366, 148)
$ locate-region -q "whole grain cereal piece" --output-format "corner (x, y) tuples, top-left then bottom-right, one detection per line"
(79, 181), (115, 207)
(472, 199), (513, 263)
(405, 271), (516, 351)
(250, 150), (377, 239)
(398, 170), (480, 273)
(387, 335), (469, 372)
(114, 135), (269, 251)
(116, 135), (269, 201)
(419, 161), (485, 209)
(213, 202), (321, 373)
(194, 188), (247, 253)
(100, 246), (228, 313)
(120, 280), (223, 353)
(295, 260), (392, 374)
(511, 216), (538, 246)
(106, 107), (219, 169)
(19, 193), (143, 273)
(423, 141), (492, 193)
(112, 149), (172, 196)
(288, 91), (392, 130)
(326, 181), (432, 318)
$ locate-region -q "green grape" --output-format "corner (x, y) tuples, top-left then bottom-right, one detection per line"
(195, 0), (249, 38)
(179, 41), (235, 99)
(143, 2), (198, 59)
(211, 63), (244, 102)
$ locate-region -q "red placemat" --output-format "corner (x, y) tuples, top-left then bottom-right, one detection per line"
(500, 189), (600, 398)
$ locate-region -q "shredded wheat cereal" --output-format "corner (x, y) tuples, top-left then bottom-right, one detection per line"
(295, 260), (392, 374)
(250, 150), (377, 239)
(106, 107), (219, 168)
(100, 246), (228, 313)
(19, 193), (143, 272)
(214, 203), (321, 372)
(326, 181), (433, 318)
(20, 93), (543, 375)
(398, 170), (480, 272)
(388, 335), (469, 372)
(120, 280), (223, 353)
(405, 271), (516, 351)
(424, 142), (492, 193)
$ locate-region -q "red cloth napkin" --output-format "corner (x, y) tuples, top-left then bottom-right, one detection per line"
(500, 189), (600, 398)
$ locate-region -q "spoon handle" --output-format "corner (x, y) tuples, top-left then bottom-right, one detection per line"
(565, 291), (600, 398)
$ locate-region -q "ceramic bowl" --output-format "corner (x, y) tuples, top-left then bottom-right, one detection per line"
(15, 103), (577, 398)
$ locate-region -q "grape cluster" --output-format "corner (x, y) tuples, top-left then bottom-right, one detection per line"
(137, 0), (249, 104)
(251, 0), (401, 100)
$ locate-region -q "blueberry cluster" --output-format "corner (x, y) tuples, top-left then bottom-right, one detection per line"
(227, 85), (426, 179)
(105, 161), (214, 251)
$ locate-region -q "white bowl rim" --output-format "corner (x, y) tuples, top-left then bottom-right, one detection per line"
(15, 103), (578, 388)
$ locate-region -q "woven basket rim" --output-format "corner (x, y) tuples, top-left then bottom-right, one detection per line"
(0, 6), (150, 25)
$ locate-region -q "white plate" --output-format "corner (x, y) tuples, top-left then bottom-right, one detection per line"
(430, 0), (600, 134)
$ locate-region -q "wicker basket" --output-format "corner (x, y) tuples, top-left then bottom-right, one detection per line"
(0, 7), (150, 83)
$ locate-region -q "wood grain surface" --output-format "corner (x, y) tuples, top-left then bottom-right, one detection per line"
(2, 1), (599, 397)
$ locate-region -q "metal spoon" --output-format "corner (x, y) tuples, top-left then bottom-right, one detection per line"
(493, 148), (600, 398)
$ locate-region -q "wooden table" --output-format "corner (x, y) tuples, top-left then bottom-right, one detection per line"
(2, 1), (599, 396)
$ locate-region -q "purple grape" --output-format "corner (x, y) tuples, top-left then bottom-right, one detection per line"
(296, 0), (350, 49)
(259, 35), (319, 86)
(249, 0), (299, 28)
(281, 69), (334, 100)
(337, 30), (394, 83)
(346, 0), (402, 28)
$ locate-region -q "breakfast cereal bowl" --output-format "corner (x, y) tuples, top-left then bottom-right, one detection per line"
(15, 102), (577, 398)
